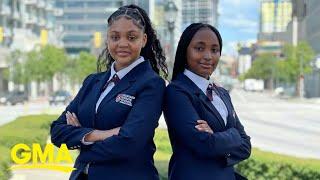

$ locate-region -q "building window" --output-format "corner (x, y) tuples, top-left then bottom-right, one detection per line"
(66, 2), (84, 8)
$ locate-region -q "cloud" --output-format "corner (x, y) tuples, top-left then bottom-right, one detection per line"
(219, 0), (259, 35)
(220, 0), (259, 11)
(222, 41), (239, 56)
(218, 0), (260, 55)
(222, 14), (257, 28)
(222, 14), (258, 34)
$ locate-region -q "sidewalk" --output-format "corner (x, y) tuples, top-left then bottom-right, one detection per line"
(285, 97), (320, 104)
(10, 169), (70, 180)
(247, 88), (320, 105)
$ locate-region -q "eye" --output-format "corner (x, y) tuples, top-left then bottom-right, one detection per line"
(128, 35), (137, 41)
(194, 46), (204, 51)
(110, 35), (119, 41)
(212, 48), (220, 53)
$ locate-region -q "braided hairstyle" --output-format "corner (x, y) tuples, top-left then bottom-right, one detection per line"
(97, 4), (168, 78)
(172, 23), (223, 80)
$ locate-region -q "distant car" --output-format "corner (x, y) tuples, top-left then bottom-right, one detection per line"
(49, 90), (72, 105)
(0, 91), (28, 105)
(244, 79), (264, 92)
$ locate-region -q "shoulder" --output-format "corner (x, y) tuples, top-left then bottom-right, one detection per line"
(81, 72), (104, 85)
(215, 85), (231, 99)
(136, 62), (166, 87)
(165, 80), (192, 98)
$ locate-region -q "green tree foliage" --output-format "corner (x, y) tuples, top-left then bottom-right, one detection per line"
(7, 47), (97, 89)
(244, 53), (277, 81)
(40, 45), (68, 81)
(4, 50), (30, 84)
(243, 42), (315, 85)
(66, 51), (97, 84)
(24, 45), (67, 82)
(280, 42), (315, 83)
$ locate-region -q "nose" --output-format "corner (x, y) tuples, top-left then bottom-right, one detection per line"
(118, 38), (129, 47)
(203, 51), (213, 61)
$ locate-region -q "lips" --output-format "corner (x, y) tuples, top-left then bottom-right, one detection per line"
(199, 63), (213, 69)
(116, 51), (131, 57)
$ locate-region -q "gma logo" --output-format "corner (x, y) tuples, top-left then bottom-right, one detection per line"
(10, 143), (75, 173)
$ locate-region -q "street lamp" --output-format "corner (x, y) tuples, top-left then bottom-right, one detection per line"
(164, 0), (178, 76)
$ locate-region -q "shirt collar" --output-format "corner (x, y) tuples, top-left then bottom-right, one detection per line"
(110, 56), (145, 80)
(183, 69), (210, 95)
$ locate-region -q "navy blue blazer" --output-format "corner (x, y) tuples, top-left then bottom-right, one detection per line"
(163, 73), (251, 180)
(50, 60), (165, 180)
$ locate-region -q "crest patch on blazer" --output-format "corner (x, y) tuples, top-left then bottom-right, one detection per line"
(116, 94), (135, 106)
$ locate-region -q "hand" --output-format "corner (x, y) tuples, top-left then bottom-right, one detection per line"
(195, 120), (214, 134)
(66, 111), (81, 127)
(84, 127), (121, 142)
(108, 127), (121, 137)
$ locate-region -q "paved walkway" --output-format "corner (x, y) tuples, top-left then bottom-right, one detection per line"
(10, 168), (71, 180)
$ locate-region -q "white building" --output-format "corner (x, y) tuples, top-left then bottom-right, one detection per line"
(0, 0), (62, 95)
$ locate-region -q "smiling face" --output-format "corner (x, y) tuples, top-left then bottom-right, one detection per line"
(107, 17), (147, 71)
(186, 28), (221, 79)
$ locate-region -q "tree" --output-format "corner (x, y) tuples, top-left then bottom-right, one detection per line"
(282, 42), (315, 83)
(4, 50), (31, 86)
(23, 45), (68, 95)
(39, 45), (68, 81)
(24, 45), (68, 82)
(244, 53), (277, 89)
(65, 51), (97, 85)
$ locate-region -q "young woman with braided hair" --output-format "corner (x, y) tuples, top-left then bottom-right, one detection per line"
(51, 4), (168, 180)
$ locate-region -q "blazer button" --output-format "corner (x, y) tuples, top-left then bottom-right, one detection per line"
(227, 153), (231, 157)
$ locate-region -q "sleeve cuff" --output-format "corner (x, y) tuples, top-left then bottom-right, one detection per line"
(81, 131), (95, 145)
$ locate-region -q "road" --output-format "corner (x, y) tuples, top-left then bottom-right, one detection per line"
(0, 102), (64, 126)
(230, 88), (320, 159)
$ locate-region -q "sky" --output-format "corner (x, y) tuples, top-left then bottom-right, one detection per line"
(218, 0), (260, 55)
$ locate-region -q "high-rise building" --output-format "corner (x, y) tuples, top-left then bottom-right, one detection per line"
(238, 47), (252, 75)
(0, 0), (59, 48)
(55, 0), (124, 54)
(302, 0), (320, 98)
(260, 0), (292, 33)
(56, 0), (155, 55)
(55, 0), (156, 54)
(305, 0), (320, 54)
(182, 0), (219, 29)
(0, 0), (60, 93)
(124, 0), (154, 19)
(258, 0), (292, 41)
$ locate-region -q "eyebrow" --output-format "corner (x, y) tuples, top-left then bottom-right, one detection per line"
(109, 30), (140, 34)
(194, 41), (219, 47)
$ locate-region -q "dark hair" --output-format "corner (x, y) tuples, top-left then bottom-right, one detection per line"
(172, 23), (223, 80)
(97, 4), (168, 78)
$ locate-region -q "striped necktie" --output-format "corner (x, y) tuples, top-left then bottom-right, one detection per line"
(102, 74), (120, 91)
(206, 83), (214, 101)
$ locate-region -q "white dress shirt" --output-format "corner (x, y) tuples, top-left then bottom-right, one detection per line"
(184, 69), (228, 125)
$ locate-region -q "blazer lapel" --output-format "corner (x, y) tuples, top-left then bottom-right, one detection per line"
(77, 71), (110, 128)
(96, 78), (133, 114)
(197, 93), (226, 129)
(214, 87), (234, 127)
(175, 74), (226, 129)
